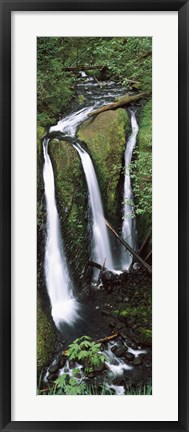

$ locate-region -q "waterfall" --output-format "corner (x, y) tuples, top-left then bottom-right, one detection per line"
(121, 110), (139, 270)
(50, 106), (94, 137)
(74, 143), (114, 276)
(43, 138), (79, 328)
(49, 99), (115, 277)
(80, 71), (87, 77)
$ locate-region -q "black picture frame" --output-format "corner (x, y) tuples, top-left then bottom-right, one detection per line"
(0, 1), (188, 431)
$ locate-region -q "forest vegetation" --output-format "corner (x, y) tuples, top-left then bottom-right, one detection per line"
(37, 37), (152, 395)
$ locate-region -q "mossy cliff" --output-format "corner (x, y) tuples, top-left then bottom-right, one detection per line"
(48, 139), (89, 288)
(77, 108), (129, 229)
(37, 126), (57, 373)
(37, 296), (57, 373)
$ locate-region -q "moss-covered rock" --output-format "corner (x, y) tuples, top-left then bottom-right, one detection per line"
(37, 126), (45, 158)
(49, 139), (90, 289)
(119, 310), (128, 319)
(77, 108), (129, 228)
(113, 309), (120, 317)
(37, 296), (56, 372)
(136, 328), (152, 346)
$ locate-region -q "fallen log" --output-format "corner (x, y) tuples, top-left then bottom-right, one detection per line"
(63, 65), (106, 72)
(88, 91), (150, 117)
(95, 333), (118, 344)
(144, 250), (152, 262)
(88, 260), (105, 271)
(105, 219), (152, 275)
(62, 333), (118, 356)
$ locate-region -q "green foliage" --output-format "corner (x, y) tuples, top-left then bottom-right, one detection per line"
(92, 37), (152, 91)
(37, 37), (152, 128)
(37, 37), (75, 126)
(66, 335), (107, 368)
(137, 328), (152, 346)
(130, 100), (152, 239)
(54, 373), (87, 395)
(125, 383), (152, 395)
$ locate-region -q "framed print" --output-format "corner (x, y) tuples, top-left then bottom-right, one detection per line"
(0, 1), (189, 431)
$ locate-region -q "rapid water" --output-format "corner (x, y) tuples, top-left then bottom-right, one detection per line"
(121, 110), (139, 270)
(43, 138), (79, 328)
(43, 75), (137, 328)
(74, 142), (113, 274)
(49, 74), (126, 276)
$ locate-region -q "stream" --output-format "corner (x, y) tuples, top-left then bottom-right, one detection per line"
(41, 73), (152, 394)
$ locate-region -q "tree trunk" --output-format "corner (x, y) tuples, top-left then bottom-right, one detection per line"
(88, 260), (106, 271)
(88, 92), (151, 117)
(144, 250), (152, 262)
(138, 231), (152, 256)
(63, 65), (106, 72)
(105, 219), (152, 275)
(95, 334), (118, 344)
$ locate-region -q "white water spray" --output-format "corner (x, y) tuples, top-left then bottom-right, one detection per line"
(50, 106), (94, 137)
(121, 110), (139, 270)
(49, 99), (114, 277)
(74, 143), (114, 275)
(80, 71), (87, 77)
(43, 139), (79, 328)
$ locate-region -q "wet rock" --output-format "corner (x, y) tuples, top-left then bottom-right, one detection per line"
(130, 342), (138, 350)
(112, 377), (125, 386)
(115, 322), (124, 331)
(125, 352), (135, 362)
(102, 270), (113, 283)
(74, 372), (82, 379)
(133, 357), (142, 366)
(102, 309), (111, 317)
(116, 347), (126, 357)
(120, 332), (127, 340)
(107, 285), (113, 293)
(49, 362), (60, 374)
(48, 373), (58, 382)
(111, 345), (117, 354)
(59, 356), (66, 368)
(94, 363), (105, 373)
(109, 320), (116, 328)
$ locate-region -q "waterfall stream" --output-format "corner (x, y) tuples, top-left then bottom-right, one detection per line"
(43, 74), (138, 327)
(74, 142), (114, 275)
(121, 110), (139, 270)
(43, 138), (79, 328)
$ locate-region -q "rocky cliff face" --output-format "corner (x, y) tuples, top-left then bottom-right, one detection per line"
(37, 102), (152, 372)
(77, 108), (129, 230)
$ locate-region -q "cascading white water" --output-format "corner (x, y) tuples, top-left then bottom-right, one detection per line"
(74, 143), (114, 275)
(49, 98), (114, 277)
(43, 138), (79, 328)
(80, 71), (87, 77)
(121, 110), (139, 270)
(50, 106), (94, 136)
